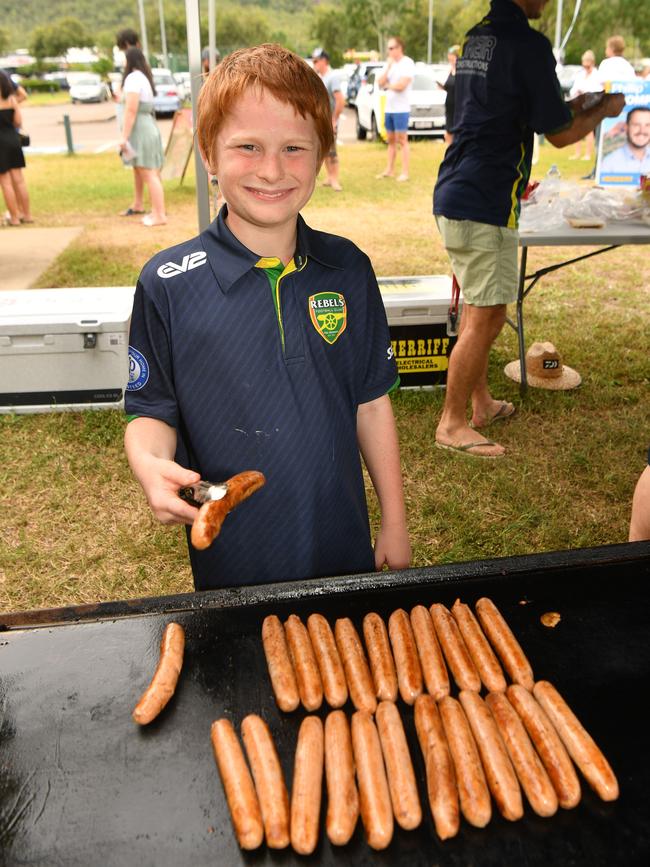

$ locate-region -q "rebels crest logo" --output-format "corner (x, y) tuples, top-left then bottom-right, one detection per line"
(308, 292), (347, 344)
(157, 251), (207, 279)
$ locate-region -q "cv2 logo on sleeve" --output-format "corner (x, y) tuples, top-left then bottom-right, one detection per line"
(157, 251), (207, 279)
(308, 292), (347, 344)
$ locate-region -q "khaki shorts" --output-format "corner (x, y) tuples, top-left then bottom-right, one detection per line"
(435, 215), (519, 306)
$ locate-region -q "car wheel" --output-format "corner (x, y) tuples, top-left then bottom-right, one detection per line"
(370, 113), (379, 141)
(355, 109), (367, 141)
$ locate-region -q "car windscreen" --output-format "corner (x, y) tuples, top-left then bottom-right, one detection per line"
(74, 78), (99, 86)
(154, 74), (175, 85)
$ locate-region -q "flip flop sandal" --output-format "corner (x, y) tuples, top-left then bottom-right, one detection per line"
(120, 208), (145, 216)
(435, 440), (505, 459)
(470, 402), (516, 430)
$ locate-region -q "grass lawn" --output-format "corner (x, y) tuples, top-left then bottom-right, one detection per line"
(1, 138), (648, 613)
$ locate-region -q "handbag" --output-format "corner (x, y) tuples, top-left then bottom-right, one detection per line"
(19, 131), (30, 147)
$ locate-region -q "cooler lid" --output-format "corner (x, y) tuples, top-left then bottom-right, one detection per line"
(0, 287), (136, 334)
(378, 274), (458, 318)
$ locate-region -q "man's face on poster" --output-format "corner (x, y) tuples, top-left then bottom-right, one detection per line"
(627, 109), (650, 151)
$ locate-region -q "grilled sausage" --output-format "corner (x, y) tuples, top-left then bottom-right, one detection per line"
(376, 701), (422, 830)
(211, 719), (264, 850)
(191, 470), (266, 549)
(388, 609), (423, 705)
(325, 710), (359, 846)
(533, 680), (619, 802)
(475, 598), (534, 691)
(241, 714), (290, 849)
(459, 690), (523, 821)
(262, 615), (300, 713)
(413, 695), (459, 840)
(410, 605), (450, 700)
(507, 684), (581, 809)
(132, 622), (185, 725)
(351, 710), (394, 850)
(290, 716), (324, 855)
(362, 612), (398, 702)
(335, 618), (377, 715)
(429, 603), (481, 692)
(438, 695), (492, 828)
(307, 613), (348, 709)
(486, 691), (558, 817)
(284, 614), (323, 711)
(451, 599), (506, 693)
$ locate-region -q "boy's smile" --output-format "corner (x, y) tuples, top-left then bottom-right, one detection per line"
(210, 88), (322, 259)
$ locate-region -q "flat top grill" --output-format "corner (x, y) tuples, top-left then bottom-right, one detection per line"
(1, 542), (649, 866)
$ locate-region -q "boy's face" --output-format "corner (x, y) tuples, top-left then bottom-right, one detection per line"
(208, 88), (321, 242)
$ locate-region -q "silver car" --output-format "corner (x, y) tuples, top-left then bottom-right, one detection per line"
(152, 68), (182, 117)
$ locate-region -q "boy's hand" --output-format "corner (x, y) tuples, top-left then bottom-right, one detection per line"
(374, 520), (411, 572)
(138, 455), (201, 526)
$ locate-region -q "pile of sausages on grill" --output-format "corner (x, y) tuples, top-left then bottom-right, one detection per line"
(211, 597), (619, 853)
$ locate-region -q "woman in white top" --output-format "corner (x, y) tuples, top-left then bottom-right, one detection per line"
(569, 50), (602, 161)
(119, 48), (166, 226)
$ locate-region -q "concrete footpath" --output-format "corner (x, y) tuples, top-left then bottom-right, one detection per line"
(0, 226), (83, 290)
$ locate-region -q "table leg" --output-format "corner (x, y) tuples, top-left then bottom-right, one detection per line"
(516, 247), (528, 397)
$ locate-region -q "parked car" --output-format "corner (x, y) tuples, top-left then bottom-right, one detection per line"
(69, 74), (111, 103)
(346, 61), (384, 106)
(151, 68), (182, 117)
(173, 72), (192, 102)
(355, 62), (449, 140)
(42, 71), (70, 91)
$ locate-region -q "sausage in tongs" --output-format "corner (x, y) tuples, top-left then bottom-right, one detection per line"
(190, 470), (266, 549)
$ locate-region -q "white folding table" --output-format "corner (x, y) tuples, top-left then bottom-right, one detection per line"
(509, 222), (650, 394)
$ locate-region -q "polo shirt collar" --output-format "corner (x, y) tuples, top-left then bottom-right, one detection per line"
(200, 207), (343, 293)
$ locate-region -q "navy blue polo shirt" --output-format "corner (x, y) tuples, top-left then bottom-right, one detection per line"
(125, 208), (398, 590)
(434, 0), (572, 228)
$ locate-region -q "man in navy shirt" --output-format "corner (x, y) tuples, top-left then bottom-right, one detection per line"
(433, 0), (624, 458)
(124, 44), (410, 590)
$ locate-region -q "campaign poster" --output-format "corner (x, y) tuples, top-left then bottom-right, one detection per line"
(596, 79), (650, 187)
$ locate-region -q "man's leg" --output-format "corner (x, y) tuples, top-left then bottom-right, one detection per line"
(436, 302), (508, 456)
(378, 130), (397, 177)
(396, 130), (409, 180)
(324, 155), (342, 191)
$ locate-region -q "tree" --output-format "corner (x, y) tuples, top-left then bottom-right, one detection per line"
(29, 17), (94, 60)
(311, 5), (347, 67)
(0, 26), (10, 56)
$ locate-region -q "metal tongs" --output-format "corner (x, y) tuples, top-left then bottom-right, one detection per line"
(178, 480), (228, 507)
